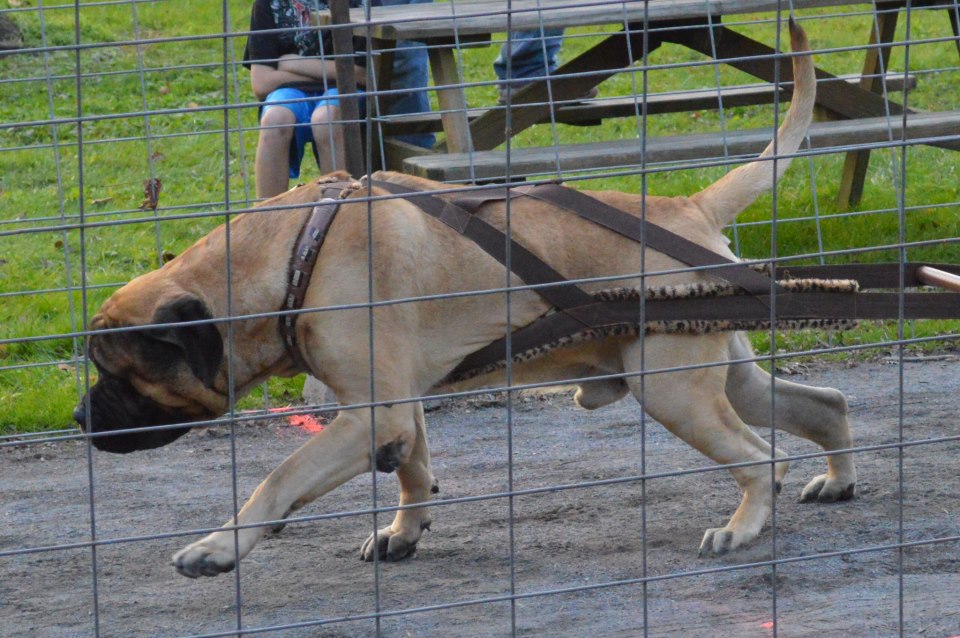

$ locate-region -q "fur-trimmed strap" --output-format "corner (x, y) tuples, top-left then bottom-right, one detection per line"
(447, 278), (959, 384)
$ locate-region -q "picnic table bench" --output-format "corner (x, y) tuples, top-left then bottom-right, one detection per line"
(378, 73), (916, 136)
(321, 0), (960, 204)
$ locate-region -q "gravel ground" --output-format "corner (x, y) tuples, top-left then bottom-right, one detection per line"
(2, 355), (960, 638)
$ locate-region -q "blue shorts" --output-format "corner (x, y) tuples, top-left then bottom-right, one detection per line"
(263, 86), (365, 179)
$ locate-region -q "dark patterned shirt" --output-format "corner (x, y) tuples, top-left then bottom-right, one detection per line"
(243, 0), (367, 70)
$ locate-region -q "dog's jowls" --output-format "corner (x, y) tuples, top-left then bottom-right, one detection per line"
(74, 20), (855, 579)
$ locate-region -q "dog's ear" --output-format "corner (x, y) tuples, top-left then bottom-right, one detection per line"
(150, 296), (223, 388)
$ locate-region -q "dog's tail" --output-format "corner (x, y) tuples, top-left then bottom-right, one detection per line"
(691, 17), (816, 229)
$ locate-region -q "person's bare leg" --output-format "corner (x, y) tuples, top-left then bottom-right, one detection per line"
(311, 104), (346, 175)
(255, 107), (295, 199)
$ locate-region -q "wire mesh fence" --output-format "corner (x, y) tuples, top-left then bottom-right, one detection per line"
(1, 0), (959, 636)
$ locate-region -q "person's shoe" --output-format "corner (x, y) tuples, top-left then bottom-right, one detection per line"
(498, 84), (599, 105)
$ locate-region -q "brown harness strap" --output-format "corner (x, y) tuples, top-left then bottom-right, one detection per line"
(449, 182), (782, 296)
(447, 187), (960, 294)
(368, 179), (789, 380)
(370, 180), (598, 320)
(281, 181), (357, 372)
(420, 183), (957, 380)
(522, 183), (785, 297)
(450, 184), (537, 214)
(279, 179), (958, 381)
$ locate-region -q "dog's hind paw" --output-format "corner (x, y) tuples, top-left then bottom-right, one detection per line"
(799, 474), (856, 503)
(360, 525), (422, 563)
(171, 540), (237, 578)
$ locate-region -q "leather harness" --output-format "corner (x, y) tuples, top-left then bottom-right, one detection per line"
(280, 181), (358, 372)
(281, 179), (959, 378)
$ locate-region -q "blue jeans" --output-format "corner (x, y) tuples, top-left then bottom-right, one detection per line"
(380, 0), (435, 148)
(493, 28), (564, 87)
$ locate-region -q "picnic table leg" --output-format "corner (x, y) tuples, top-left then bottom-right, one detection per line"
(949, 2), (960, 59)
(672, 26), (906, 120)
(836, 9), (899, 209)
(466, 23), (670, 152)
(330, 0), (366, 178)
(366, 45), (397, 172)
(429, 47), (474, 153)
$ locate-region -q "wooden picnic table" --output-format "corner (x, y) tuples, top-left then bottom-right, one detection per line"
(320, 0), (960, 203)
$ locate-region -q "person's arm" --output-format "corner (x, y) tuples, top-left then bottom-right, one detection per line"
(249, 63), (320, 101)
(276, 54), (368, 88)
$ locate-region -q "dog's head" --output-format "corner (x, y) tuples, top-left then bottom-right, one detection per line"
(74, 293), (226, 454)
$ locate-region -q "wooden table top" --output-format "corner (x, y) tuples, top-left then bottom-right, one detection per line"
(317, 0), (898, 41)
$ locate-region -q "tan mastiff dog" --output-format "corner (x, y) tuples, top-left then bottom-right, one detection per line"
(74, 21), (855, 578)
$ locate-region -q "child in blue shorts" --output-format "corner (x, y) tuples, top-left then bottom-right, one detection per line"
(243, 0), (434, 199)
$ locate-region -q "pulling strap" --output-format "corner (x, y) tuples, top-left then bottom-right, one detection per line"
(371, 180), (598, 324)
(448, 183), (783, 297)
(522, 184), (785, 297)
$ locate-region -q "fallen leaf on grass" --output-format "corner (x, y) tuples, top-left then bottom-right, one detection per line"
(139, 178), (162, 210)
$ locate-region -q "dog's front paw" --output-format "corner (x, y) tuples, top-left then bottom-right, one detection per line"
(360, 524), (424, 562)
(698, 527), (753, 557)
(172, 538), (237, 578)
(799, 474), (856, 503)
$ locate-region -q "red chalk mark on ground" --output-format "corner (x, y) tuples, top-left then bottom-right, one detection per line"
(267, 406), (326, 434)
(760, 621), (775, 630)
(286, 413), (325, 434)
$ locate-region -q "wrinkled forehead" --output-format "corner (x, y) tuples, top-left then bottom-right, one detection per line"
(87, 324), (144, 376)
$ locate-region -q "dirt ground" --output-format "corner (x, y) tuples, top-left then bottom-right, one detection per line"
(3, 355), (960, 638)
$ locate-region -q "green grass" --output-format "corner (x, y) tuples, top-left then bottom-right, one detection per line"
(1, 2), (958, 432)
